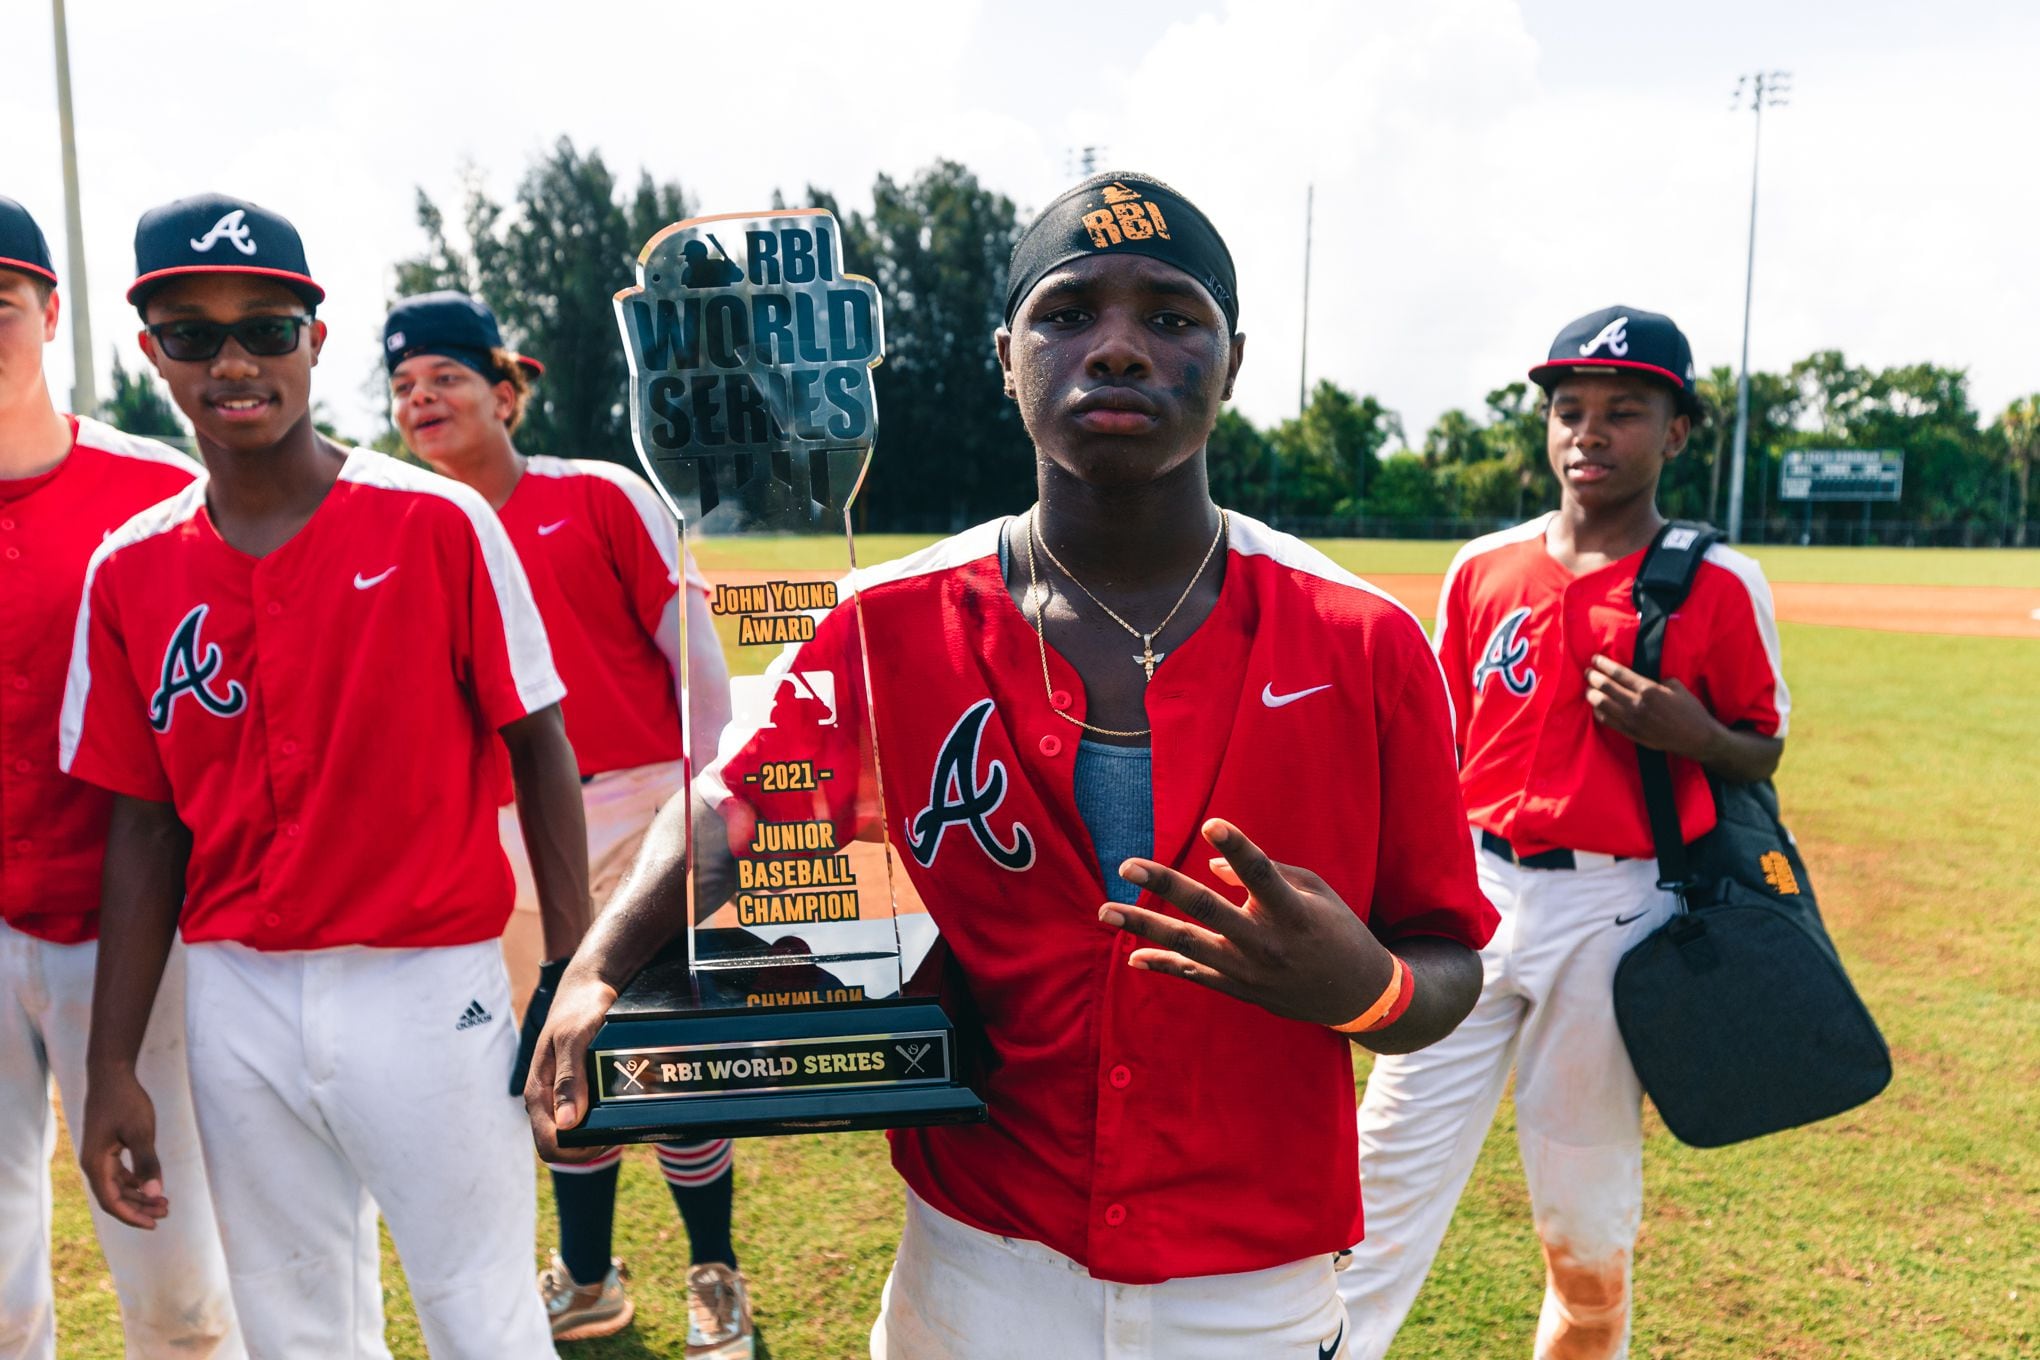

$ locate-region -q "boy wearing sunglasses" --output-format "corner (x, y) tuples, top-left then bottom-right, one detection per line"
(384, 291), (754, 1353)
(60, 193), (587, 1358)
(0, 195), (241, 1358)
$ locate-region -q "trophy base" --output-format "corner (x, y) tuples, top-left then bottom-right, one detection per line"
(561, 944), (986, 1146)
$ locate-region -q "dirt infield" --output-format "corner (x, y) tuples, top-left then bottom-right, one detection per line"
(1362, 575), (2040, 638)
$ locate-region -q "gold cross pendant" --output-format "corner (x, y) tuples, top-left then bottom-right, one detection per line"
(1134, 637), (1165, 682)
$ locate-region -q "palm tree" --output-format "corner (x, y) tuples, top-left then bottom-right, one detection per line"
(2000, 396), (2039, 547)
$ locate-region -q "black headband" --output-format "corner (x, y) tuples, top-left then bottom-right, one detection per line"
(1004, 173), (1238, 331)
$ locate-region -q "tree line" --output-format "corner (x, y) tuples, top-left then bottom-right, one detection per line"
(99, 138), (2036, 546)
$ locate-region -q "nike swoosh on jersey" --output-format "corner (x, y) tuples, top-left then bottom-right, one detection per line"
(1262, 682), (1333, 709)
(537, 519), (570, 536)
(353, 567), (397, 590)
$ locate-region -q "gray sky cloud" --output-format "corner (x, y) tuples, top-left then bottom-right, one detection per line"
(6, 0), (2035, 450)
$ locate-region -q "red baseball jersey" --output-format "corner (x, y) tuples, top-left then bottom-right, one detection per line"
(2, 417), (197, 944)
(59, 448), (564, 950)
(495, 456), (707, 778)
(1435, 513), (1789, 859)
(700, 515), (1495, 1284)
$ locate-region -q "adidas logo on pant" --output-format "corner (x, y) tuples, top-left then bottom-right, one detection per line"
(455, 999), (493, 1031)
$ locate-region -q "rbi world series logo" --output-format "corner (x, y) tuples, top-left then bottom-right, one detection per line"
(614, 209), (884, 523)
(1472, 607), (1537, 697)
(905, 700), (1034, 872)
(150, 604), (248, 731)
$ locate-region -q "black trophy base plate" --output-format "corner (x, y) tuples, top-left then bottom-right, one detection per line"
(561, 962), (987, 1146)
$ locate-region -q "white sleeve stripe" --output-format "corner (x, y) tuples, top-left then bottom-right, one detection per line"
(338, 449), (564, 715)
(57, 481), (209, 771)
(1701, 545), (1791, 738)
(70, 416), (201, 473)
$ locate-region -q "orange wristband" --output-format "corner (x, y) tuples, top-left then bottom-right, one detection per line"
(1333, 955), (1414, 1034)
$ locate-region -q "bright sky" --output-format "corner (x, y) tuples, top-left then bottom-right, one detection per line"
(7, 0), (2036, 449)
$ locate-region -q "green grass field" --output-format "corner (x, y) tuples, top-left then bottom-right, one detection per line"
(695, 532), (2040, 588)
(47, 543), (2039, 1358)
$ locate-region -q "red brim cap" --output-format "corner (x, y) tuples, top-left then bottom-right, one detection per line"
(0, 256), (58, 286)
(127, 263), (325, 308)
(1528, 356), (1688, 391)
(513, 352), (544, 378)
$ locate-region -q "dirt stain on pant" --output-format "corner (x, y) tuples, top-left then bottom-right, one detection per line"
(1537, 1238), (1629, 1360)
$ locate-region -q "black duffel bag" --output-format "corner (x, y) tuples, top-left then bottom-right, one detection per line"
(1611, 522), (1891, 1149)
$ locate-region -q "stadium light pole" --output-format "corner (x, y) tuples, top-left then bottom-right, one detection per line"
(1298, 183), (1313, 417)
(50, 0), (97, 417)
(1726, 70), (1789, 543)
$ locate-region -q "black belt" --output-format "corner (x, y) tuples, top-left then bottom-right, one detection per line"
(1480, 829), (1622, 871)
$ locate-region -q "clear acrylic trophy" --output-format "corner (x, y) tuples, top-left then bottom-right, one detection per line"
(561, 210), (984, 1144)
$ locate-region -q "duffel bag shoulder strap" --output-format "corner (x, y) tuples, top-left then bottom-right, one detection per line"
(1631, 520), (1723, 898)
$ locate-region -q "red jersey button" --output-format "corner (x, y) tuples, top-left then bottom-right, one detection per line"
(10, 676), (26, 691)
(1049, 689), (1072, 710)
(1108, 1064), (1132, 1089)
(11, 759), (29, 774)
(3, 547), (18, 561)
(285, 822), (302, 838)
(281, 739), (298, 756)
(0, 517), (14, 530)
(12, 839), (30, 854)
(1039, 734), (1063, 758)
(263, 912), (281, 927)
(1104, 1203), (1127, 1227)
(265, 601), (283, 616)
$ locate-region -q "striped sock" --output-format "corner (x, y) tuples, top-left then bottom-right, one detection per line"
(657, 1140), (736, 1269)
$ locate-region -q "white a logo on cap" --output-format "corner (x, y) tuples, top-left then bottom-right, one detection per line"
(189, 210), (257, 256)
(1578, 315), (1630, 358)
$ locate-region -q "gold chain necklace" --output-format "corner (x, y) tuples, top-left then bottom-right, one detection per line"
(1031, 507), (1228, 682)
(1024, 508), (1229, 741)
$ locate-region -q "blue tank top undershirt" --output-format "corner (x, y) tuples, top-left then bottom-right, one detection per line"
(1000, 525), (1156, 902)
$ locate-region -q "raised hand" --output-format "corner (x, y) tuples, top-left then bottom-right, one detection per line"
(1100, 818), (1397, 1027)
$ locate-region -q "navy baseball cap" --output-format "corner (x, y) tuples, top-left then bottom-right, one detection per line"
(383, 291), (543, 380)
(127, 193), (324, 312)
(1529, 305), (1703, 418)
(0, 196), (57, 286)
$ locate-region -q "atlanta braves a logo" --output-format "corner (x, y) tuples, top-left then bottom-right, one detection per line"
(904, 700), (1034, 872)
(149, 604), (248, 731)
(1472, 606), (1537, 697)
(188, 209), (257, 256)
(1577, 315), (1630, 358)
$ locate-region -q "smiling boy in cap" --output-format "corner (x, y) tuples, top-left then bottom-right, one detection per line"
(385, 289), (756, 1353)
(0, 193), (242, 1359)
(62, 193), (592, 1358)
(1340, 306), (1789, 1360)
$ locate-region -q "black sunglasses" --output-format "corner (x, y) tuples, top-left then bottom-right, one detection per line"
(145, 314), (315, 362)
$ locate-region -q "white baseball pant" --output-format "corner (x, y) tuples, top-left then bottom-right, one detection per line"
(1338, 830), (1677, 1360)
(870, 1189), (1351, 1360)
(180, 939), (555, 1360)
(498, 759), (683, 1015)
(0, 922), (241, 1359)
